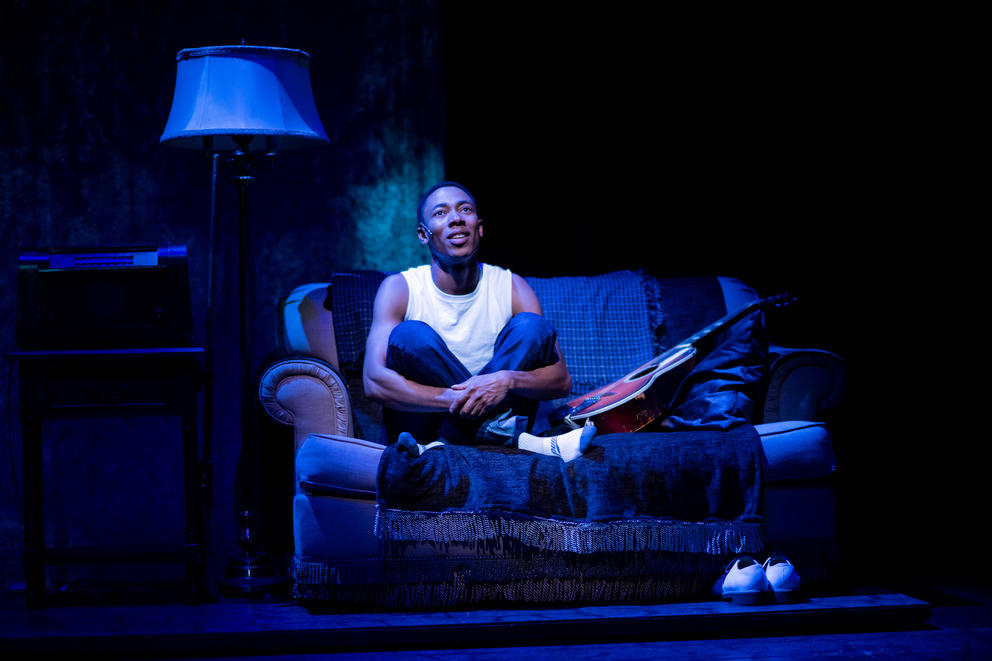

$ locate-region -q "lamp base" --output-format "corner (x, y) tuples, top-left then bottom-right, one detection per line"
(218, 510), (289, 598)
(218, 554), (288, 597)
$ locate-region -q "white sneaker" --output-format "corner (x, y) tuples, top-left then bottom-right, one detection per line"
(717, 556), (770, 605)
(763, 555), (801, 603)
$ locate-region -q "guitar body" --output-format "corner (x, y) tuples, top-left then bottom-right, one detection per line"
(563, 344), (698, 433)
(562, 292), (795, 434)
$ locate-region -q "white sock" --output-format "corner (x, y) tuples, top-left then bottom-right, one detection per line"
(516, 421), (596, 462)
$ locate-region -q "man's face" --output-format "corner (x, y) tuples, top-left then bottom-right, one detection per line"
(418, 186), (484, 262)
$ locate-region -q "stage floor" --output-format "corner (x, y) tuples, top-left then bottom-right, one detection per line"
(3, 583), (963, 659)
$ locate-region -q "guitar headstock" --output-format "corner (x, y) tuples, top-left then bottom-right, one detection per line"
(761, 292), (797, 309)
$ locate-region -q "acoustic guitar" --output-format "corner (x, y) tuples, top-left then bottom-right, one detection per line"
(562, 293), (795, 433)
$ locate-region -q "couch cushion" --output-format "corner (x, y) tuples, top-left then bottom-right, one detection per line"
(278, 282), (337, 367)
(754, 421), (836, 483)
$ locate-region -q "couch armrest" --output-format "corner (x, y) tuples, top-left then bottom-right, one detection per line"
(296, 433), (384, 498)
(258, 357), (354, 451)
(761, 347), (848, 423)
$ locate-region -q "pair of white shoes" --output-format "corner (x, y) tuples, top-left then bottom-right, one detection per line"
(714, 555), (801, 605)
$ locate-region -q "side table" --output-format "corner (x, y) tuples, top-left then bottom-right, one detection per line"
(7, 347), (208, 609)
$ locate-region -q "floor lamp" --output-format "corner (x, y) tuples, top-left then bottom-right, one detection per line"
(160, 45), (328, 596)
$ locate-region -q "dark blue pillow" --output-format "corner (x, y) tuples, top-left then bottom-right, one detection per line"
(663, 309), (769, 431)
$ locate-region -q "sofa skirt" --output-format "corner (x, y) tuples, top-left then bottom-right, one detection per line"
(289, 546), (742, 609)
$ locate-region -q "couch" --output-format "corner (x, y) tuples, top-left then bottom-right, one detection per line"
(258, 269), (846, 609)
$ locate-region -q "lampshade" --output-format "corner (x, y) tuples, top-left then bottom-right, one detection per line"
(160, 45), (329, 152)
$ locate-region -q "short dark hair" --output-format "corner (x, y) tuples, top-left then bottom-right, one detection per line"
(416, 181), (477, 225)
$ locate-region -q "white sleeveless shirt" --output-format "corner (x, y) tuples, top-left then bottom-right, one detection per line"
(401, 263), (513, 375)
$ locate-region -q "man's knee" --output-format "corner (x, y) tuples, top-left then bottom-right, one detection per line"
(386, 320), (441, 376)
(388, 320), (438, 353)
(387, 320), (470, 385)
(504, 311), (554, 342)
(491, 312), (558, 370)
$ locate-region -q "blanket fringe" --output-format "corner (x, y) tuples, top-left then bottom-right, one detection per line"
(290, 557), (718, 609)
(374, 507), (763, 556)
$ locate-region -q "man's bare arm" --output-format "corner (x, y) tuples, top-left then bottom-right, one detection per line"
(508, 273), (571, 397)
(362, 274), (458, 413)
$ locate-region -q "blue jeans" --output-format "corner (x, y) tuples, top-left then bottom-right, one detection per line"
(384, 312), (559, 444)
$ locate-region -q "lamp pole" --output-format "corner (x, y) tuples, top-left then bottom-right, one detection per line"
(233, 137), (255, 480)
(217, 139), (287, 597)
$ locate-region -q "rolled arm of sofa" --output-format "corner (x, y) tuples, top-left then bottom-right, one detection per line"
(761, 347), (848, 423)
(258, 357), (355, 449)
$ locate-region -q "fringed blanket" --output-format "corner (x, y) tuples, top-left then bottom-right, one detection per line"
(375, 424), (763, 556)
(291, 550), (731, 608)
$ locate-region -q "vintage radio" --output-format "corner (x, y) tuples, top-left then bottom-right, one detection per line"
(16, 244), (193, 350)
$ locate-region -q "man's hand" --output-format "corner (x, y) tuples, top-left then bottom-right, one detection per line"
(448, 371), (514, 418)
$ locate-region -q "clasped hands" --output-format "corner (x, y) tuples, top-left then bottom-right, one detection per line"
(444, 370), (514, 418)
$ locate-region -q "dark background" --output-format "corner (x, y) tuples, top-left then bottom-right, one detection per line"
(0, 0), (976, 597)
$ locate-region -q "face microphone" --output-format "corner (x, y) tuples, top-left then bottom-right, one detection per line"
(419, 223), (433, 239)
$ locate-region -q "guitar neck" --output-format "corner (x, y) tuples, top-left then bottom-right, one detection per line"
(678, 299), (763, 353)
